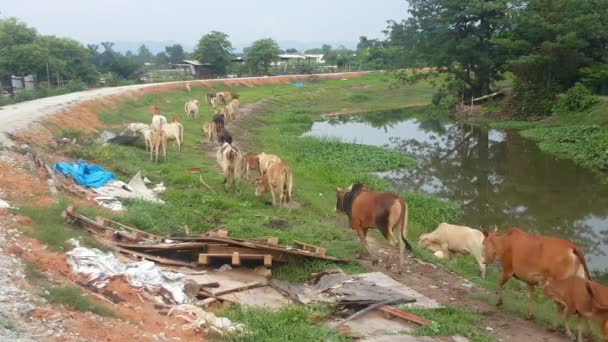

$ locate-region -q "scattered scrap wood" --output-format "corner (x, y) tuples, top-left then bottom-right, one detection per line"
(375, 305), (432, 326)
(115, 247), (197, 267)
(293, 240), (327, 257)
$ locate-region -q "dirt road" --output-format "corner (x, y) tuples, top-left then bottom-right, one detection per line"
(0, 72), (368, 147)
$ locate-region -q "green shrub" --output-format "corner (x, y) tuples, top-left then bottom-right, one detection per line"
(554, 83), (599, 114)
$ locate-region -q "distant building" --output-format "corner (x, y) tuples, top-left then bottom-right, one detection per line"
(172, 60), (215, 79)
(277, 54), (325, 64)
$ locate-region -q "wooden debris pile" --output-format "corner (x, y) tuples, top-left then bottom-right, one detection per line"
(62, 205), (344, 270)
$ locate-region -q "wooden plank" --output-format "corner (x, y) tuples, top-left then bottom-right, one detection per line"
(199, 254), (209, 265)
(115, 241), (209, 251)
(231, 252), (241, 266)
(116, 247), (196, 267)
(207, 244), (266, 256)
(375, 305), (432, 326)
(263, 255), (272, 267)
(293, 240), (327, 257)
(212, 281), (265, 297)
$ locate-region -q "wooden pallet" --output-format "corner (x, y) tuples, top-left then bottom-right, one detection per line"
(293, 240), (327, 257)
(198, 252), (272, 267)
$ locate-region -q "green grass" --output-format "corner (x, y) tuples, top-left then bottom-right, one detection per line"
(217, 305), (347, 342)
(406, 307), (495, 342)
(24, 261), (50, 286)
(16, 200), (107, 252)
(43, 285), (115, 317)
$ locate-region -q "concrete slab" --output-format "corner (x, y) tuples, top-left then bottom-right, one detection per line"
(356, 272), (443, 309)
(338, 310), (415, 336)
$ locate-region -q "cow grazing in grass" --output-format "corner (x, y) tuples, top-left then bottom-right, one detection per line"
(142, 128), (152, 151)
(150, 129), (167, 163)
(419, 223), (486, 278)
(216, 142), (243, 189)
(218, 128), (233, 145)
(184, 100), (200, 119)
(484, 227), (590, 319)
(257, 153), (281, 175)
(185, 82), (191, 93)
(255, 162), (293, 207)
(336, 184), (411, 265)
(212, 112), (225, 138)
(543, 276), (595, 342)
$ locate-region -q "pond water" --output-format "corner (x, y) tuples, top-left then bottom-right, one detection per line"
(304, 111), (608, 271)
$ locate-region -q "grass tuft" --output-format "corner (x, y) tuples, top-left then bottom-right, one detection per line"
(43, 285), (115, 317)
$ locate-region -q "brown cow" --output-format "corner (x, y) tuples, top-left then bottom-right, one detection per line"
(255, 162), (293, 207)
(484, 228), (590, 319)
(336, 184), (411, 265)
(543, 277), (595, 341)
(244, 154), (260, 180)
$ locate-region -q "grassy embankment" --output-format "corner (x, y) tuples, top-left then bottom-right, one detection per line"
(23, 72), (516, 341)
(473, 97), (608, 173)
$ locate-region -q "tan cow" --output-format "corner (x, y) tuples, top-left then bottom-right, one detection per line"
(162, 122), (184, 152)
(419, 223), (486, 278)
(255, 162), (293, 207)
(150, 129), (167, 163)
(216, 142), (243, 189)
(484, 228), (590, 319)
(202, 122), (217, 143)
(585, 281), (608, 341)
(257, 153), (281, 175)
(184, 100), (200, 119)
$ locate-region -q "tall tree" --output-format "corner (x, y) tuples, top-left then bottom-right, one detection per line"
(194, 31), (233, 75)
(137, 44), (154, 63)
(497, 0), (608, 115)
(165, 44), (185, 64)
(246, 38), (281, 75)
(392, 0), (512, 97)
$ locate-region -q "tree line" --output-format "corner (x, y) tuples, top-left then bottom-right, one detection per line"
(0, 17), (363, 90)
(370, 0), (608, 117)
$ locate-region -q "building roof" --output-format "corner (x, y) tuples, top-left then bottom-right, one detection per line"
(278, 53), (324, 60)
(182, 59), (213, 67)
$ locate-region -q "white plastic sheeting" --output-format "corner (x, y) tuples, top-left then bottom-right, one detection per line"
(66, 245), (187, 304)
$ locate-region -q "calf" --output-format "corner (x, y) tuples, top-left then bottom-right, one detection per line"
(419, 223), (486, 278)
(543, 277), (595, 342)
(255, 162), (293, 207)
(206, 92), (216, 105)
(484, 228), (590, 319)
(184, 100), (200, 119)
(257, 153), (281, 175)
(142, 128), (152, 151)
(161, 122), (184, 152)
(150, 129), (167, 163)
(185, 82), (191, 93)
(244, 154), (260, 180)
(586, 281), (608, 341)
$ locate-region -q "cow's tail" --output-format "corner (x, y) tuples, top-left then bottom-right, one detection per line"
(399, 198), (412, 252)
(284, 167), (293, 203)
(573, 245), (591, 280)
(586, 281), (608, 310)
(179, 123), (184, 146)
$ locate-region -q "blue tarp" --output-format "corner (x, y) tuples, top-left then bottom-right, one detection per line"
(53, 160), (116, 189)
(292, 82), (305, 87)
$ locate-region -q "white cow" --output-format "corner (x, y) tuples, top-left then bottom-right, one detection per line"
(151, 114), (168, 131)
(184, 100), (200, 119)
(418, 223), (486, 278)
(142, 128), (152, 151)
(123, 123), (150, 136)
(162, 122), (184, 152)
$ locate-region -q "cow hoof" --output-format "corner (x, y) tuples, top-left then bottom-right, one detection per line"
(495, 301), (503, 307)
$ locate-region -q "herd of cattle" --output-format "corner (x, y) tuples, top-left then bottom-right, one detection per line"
(121, 86), (608, 341)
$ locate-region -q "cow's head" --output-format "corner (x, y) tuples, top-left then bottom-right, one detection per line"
(417, 233), (434, 250)
(482, 226), (501, 263)
(335, 187), (347, 213)
(255, 176), (269, 197)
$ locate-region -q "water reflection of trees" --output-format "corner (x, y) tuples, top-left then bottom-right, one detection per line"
(385, 120), (608, 259)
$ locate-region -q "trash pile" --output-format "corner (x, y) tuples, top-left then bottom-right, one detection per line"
(66, 240), (187, 304)
(50, 160), (163, 211)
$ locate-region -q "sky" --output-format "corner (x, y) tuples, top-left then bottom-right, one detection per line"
(0, 0), (408, 52)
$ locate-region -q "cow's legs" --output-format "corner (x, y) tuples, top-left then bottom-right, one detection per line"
(576, 316), (586, 342)
(270, 187), (277, 206)
(355, 227), (370, 258)
(526, 284), (536, 319)
(496, 271), (513, 306)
